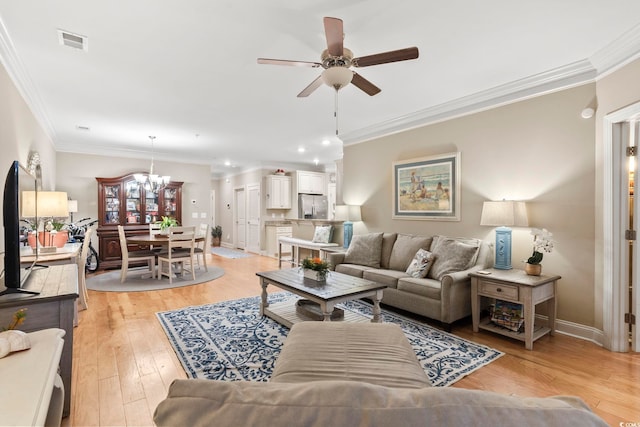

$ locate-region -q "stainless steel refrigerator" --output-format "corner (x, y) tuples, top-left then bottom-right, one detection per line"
(298, 194), (328, 219)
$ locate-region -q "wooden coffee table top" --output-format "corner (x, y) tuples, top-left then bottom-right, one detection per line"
(256, 268), (386, 302)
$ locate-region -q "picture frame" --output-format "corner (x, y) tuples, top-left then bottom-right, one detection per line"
(392, 152), (461, 221)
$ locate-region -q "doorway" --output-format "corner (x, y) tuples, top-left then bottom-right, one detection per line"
(604, 102), (640, 352)
(234, 186), (246, 250)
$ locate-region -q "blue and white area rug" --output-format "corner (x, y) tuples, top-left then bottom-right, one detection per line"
(210, 246), (254, 259)
(156, 292), (503, 387)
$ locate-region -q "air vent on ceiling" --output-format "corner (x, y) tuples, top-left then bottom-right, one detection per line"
(57, 29), (88, 51)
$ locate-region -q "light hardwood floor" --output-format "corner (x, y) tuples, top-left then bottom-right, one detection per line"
(64, 253), (639, 426)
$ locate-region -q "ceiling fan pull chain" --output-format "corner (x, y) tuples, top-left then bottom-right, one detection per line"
(334, 89), (339, 136)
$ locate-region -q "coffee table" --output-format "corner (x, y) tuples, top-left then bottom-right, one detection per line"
(256, 268), (387, 327)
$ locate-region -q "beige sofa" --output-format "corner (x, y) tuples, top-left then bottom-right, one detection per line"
(154, 322), (607, 427)
(327, 233), (493, 330)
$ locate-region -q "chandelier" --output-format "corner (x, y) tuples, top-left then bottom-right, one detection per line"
(134, 136), (170, 193)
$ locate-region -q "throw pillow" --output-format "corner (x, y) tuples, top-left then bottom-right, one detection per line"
(343, 232), (384, 268)
(405, 249), (436, 278)
(388, 234), (433, 271)
(312, 225), (333, 243)
(428, 238), (479, 280)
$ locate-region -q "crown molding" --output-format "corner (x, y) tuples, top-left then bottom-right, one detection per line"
(590, 23), (640, 77)
(340, 59), (597, 146)
(0, 16), (57, 142)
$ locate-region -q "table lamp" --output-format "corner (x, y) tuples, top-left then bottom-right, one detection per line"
(36, 191), (70, 252)
(335, 205), (362, 248)
(68, 199), (78, 222)
(480, 200), (528, 270)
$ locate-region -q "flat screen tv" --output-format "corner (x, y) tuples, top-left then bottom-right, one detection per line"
(1, 160), (40, 296)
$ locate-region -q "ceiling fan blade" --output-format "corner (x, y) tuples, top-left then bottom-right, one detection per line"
(257, 58), (322, 68)
(323, 17), (344, 57)
(351, 72), (381, 96)
(297, 75), (324, 97)
(353, 47), (419, 67)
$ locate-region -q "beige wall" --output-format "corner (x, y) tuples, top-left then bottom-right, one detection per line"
(56, 152), (212, 252)
(0, 64), (57, 252)
(343, 83), (597, 326)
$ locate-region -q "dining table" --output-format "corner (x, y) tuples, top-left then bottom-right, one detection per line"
(125, 233), (205, 247)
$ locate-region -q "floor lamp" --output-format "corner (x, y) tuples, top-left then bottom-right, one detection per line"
(480, 200), (528, 270)
(335, 205), (362, 248)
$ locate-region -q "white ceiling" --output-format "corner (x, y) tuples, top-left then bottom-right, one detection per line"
(1, 1), (640, 177)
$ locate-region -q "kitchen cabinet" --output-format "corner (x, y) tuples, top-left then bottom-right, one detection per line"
(265, 224), (292, 258)
(296, 171), (326, 195)
(265, 175), (291, 209)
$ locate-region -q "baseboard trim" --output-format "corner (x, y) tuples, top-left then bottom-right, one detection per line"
(535, 314), (604, 347)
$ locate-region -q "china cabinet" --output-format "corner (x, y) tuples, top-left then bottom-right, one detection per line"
(96, 173), (183, 269)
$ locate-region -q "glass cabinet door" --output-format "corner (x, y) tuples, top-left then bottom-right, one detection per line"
(163, 187), (178, 218)
(124, 180), (142, 224)
(145, 189), (159, 224)
(104, 184), (121, 224)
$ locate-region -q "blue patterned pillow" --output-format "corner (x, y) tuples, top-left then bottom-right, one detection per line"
(405, 249), (436, 278)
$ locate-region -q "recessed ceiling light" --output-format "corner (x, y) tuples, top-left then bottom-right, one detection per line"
(314, 158), (319, 165)
(224, 160), (231, 166)
(322, 139), (331, 146)
(298, 147), (305, 153)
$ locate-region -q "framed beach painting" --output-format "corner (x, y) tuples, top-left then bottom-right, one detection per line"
(392, 152), (461, 221)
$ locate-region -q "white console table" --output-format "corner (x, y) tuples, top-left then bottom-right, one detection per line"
(0, 328), (65, 426)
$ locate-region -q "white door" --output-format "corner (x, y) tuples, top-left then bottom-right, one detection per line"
(246, 183), (261, 254)
(234, 187), (246, 249)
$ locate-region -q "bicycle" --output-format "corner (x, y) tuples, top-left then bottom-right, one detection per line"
(67, 218), (99, 272)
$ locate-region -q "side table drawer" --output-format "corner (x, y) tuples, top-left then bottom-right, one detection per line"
(479, 281), (519, 300)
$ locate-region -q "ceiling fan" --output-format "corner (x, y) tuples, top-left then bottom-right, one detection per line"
(257, 17), (419, 97)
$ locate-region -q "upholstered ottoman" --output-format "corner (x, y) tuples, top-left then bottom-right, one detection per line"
(271, 322), (431, 388)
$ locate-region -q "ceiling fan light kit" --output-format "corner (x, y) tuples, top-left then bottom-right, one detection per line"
(321, 67), (353, 90)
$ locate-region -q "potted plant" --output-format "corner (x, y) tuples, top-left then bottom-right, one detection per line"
(301, 257), (330, 281)
(158, 216), (178, 234)
(39, 219), (69, 248)
(211, 225), (222, 247)
(525, 228), (554, 276)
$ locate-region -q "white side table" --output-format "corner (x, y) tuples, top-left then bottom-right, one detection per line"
(469, 268), (560, 350)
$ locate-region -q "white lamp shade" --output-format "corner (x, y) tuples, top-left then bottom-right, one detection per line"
(335, 205), (362, 222)
(21, 191), (37, 217)
(37, 191), (70, 217)
(480, 201), (528, 227)
(68, 200), (78, 213)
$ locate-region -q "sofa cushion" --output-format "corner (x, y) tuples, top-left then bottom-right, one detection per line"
(405, 248), (436, 278)
(397, 277), (442, 300)
(388, 234), (433, 271)
(335, 263), (370, 278)
(154, 380), (608, 427)
(428, 237), (480, 280)
(312, 225), (333, 243)
(379, 233), (398, 269)
(343, 232), (384, 268)
(272, 322), (430, 388)
(362, 269), (408, 289)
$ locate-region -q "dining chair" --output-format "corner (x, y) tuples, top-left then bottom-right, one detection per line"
(194, 223), (210, 271)
(157, 226), (196, 284)
(149, 222), (163, 252)
(117, 225), (156, 283)
(77, 228), (92, 311)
